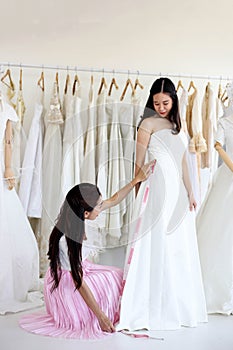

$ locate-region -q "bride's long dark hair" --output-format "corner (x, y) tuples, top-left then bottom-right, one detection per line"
(47, 183), (101, 292)
(138, 77), (181, 134)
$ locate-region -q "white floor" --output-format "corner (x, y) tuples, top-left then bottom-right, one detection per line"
(1, 307), (233, 350)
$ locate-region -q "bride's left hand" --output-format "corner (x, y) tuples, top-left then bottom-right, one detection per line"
(188, 192), (197, 211)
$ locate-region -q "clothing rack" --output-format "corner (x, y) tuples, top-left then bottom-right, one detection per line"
(0, 61), (232, 82)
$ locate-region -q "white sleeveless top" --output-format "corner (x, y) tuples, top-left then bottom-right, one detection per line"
(59, 236), (71, 270)
(59, 236), (98, 270)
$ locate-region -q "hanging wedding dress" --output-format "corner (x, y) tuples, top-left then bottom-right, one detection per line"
(95, 87), (108, 200)
(197, 115), (233, 315)
(72, 80), (83, 185)
(179, 88), (200, 208)
(81, 81), (106, 258)
(88, 86), (109, 249)
(82, 77), (96, 184)
(105, 95), (126, 243)
(117, 95), (135, 244)
(116, 129), (207, 331)
(122, 90), (143, 240)
(18, 86), (44, 218)
(39, 82), (63, 276)
(201, 83), (216, 170)
(0, 97), (43, 314)
(61, 79), (75, 198)
(12, 88), (26, 191)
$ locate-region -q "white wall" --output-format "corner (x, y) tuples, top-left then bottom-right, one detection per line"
(0, 0), (232, 122)
(1, 0), (233, 75)
(1, 0), (232, 114)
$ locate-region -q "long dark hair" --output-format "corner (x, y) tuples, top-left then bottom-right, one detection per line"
(138, 77), (181, 134)
(47, 183), (101, 292)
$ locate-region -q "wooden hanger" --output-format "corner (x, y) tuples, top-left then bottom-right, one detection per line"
(1, 68), (15, 91)
(120, 78), (135, 101)
(220, 84), (228, 103)
(188, 80), (196, 92)
(220, 82), (231, 103)
(64, 73), (70, 94)
(72, 74), (80, 95)
(205, 81), (211, 93)
(134, 77), (144, 91)
(37, 71), (45, 91)
(218, 83), (222, 99)
(55, 71), (59, 92)
(19, 68), (23, 91)
(221, 90), (228, 103)
(108, 77), (119, 96)
(98, 76), (107, 95)
(89, 75), (94, 102)
(176, 79), (184, 92)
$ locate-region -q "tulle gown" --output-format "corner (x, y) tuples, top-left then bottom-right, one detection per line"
(0, 99), (43, 314)
(197, 116), (233, 315)
(116, 129), (207, 331)
(19, 236), (123, 339)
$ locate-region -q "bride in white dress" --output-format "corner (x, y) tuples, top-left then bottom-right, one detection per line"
(197, 115), (233, 315)
(0, 96), (43, 314)
(116, 78), (207, 331)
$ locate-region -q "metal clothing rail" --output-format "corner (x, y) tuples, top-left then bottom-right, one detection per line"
(0, 61), (232, 81)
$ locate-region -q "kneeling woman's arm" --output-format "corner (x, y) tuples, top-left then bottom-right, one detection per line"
(79, 281), (115, 333)
(101, 160), (155, 211)
(79, 280), (115, 332)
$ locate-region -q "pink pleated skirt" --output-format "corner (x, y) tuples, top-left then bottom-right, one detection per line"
(19, 260), (123, 339)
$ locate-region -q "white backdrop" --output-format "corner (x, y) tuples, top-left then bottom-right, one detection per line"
(0, 0), (233, 76)
(0, 0), (232, 130)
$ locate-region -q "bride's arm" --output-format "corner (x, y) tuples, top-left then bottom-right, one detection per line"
(182, 152), (197, 211)
(134, 120), (152, 195)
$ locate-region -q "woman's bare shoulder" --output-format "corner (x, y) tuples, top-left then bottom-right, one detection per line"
(139, 116), (157, 133)
(142, 116), (173, 133)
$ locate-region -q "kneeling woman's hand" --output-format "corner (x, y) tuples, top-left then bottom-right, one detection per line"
(78, 280), (115, 333)
(97, 310), (115, 333)
(135, 159), (156, 183)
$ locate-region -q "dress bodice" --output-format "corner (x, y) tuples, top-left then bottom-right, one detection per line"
(215, 116), (233, 160)
(148, 129), (188, 175)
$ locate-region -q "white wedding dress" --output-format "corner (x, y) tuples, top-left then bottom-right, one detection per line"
(116, 129), (207, 331)
(0, 99), (43, 314)
(197, 116), (233, 314)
